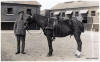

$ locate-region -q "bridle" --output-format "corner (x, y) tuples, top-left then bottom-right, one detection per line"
(26, 15), (44, 37)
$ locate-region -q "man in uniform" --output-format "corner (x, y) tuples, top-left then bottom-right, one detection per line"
(14, 11), (27, 54)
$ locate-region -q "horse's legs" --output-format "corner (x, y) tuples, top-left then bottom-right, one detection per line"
(47, 36), (53, 57)
(74, 32), (82, 58)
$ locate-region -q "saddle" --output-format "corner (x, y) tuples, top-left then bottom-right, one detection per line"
(45, 18), (58, 30)
(45, 18), (74, 39)
(45, 18), (72, 30)
(45, 18), (58, 39)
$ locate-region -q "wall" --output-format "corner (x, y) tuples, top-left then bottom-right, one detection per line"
(48, 6), (99, 31)
(1, 3), (40, 21)
(1, 3), (40, 30)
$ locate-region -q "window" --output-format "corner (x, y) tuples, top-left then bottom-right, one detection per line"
(82, 14), (88, 23)
(62, 12), (65, 17)
(27, 9), (31, 15)
(82, 17), (87, 23)
(75, 11), (79, 16)
(91, 11), (95, 16)
(7, 8), (13, 14)
(50, 13), (54, 17)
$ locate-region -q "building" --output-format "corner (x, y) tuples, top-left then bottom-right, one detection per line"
(41, 9), (50, 17)
(44, 1), (99, 31)
(1, 1), (41, 30)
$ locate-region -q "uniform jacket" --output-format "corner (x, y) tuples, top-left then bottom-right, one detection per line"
(14, 14), (27, 35)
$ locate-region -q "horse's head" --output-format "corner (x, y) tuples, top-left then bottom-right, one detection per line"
(26, 14), (49, 29)
(24, 14), (33, 29)
(24, 14), (39, 29)
(26, 14), (37, 24)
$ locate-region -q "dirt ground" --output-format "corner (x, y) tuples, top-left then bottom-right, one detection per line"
(1, 30), (99, 61)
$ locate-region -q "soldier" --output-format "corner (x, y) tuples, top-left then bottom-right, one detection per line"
(14, 11), (27, 54)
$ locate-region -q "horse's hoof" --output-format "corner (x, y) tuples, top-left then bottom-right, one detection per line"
(47, 54), (52, 57)
(47, 53), (52, 57)
(75, 50), (81, 58)
(75, 54), (81, 58)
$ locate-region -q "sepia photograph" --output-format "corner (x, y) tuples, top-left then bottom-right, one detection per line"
(0, 0), (99, 61)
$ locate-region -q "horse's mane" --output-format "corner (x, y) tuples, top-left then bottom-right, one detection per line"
(34, 14), (49, 19)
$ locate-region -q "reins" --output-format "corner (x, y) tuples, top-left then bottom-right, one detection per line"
(26, 29), (43, 37)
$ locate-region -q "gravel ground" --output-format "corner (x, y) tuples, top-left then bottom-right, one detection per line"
(1, 30), (99, 61)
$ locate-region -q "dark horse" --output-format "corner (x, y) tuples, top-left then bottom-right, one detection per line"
(25, 14), (84, 58)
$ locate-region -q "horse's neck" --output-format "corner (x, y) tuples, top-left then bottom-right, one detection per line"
(35, 15), (47, 29)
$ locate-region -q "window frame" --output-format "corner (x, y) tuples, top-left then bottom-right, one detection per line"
(91, 11), (96, 16)
(27, 9), (32, 15)
(75, 11), (79, 16)
(6, 8), (14, 15)
(50, 12), (54, 17)
(62, 12), (65, 17)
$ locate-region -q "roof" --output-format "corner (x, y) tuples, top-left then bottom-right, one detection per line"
(1, 1), (41, 6)
(51, 1), (99, 10)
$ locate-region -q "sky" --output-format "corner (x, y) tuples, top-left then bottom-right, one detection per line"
(36, 0), (78, 10)
(36, 0), (99, 10)
(1, 0), (99, 10)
